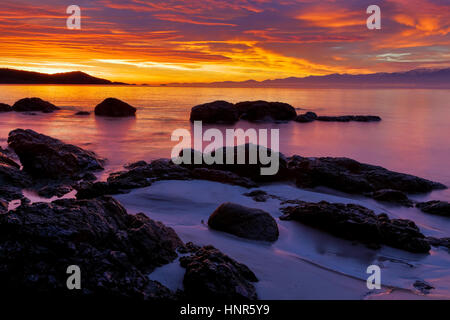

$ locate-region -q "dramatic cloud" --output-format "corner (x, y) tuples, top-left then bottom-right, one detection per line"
(0, 0), (448, 83)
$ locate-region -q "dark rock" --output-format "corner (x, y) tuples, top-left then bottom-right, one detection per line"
(243, 190), (270, 202)
(191, 168), (258, 188)
(75, 181), (121, 199)
(235, 100), (297, 122)
(427, 237), (450, 251)
(0, 151), (31, 188)
(0, 196), (182, 299)
(181, 144), (288, 182)
(208, 202), (279, 242)
(0, 185), (24, 202)
(280, 201), (430, 253)
(8, 129), (104, 179)
(416, 200), (450, 217)
(124, 160), (148, 169)
(0, 150), (20, 169)
(190, 100), (239, 123)
(37, 185), (73, 198)
(316, 115), (381, 122)
(12, 98), (60, 113)
(179, 245), (258, 301)
(367, 189), (414, 207)
(413, 280), (434, 294)
(94, 98), (136, 117)
(0, 103), (12, 112)
(75, 111), (90, 116)
(287, 155), (446, 194)
(295, 111), (317, 123)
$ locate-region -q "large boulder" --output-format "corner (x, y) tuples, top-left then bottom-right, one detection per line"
(12, 97), (60, 113)
(0, 196), (182, 299)
(94, 98), (136, 117)
(281, 200), (430, 253)
(8, 129), (104, 179)
(287, 155), (446, 194)
(180, 245), (258, 300)
(190, 100), (239, 123)
(235, 100), (297, 122)
(0, 103), (12, 112)
(416, 201), (450, 217)
(208, 202), (279, 241)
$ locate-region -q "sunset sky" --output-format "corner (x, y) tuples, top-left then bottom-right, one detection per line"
(0, 0), (449, 84)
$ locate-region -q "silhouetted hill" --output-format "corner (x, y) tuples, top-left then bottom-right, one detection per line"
(167, 68), (450, 88)
(0, 69), (127, 85)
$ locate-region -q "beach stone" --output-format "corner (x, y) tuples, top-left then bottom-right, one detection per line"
(94, 98), (136, 117)
(12, 97), (60, 113)
(0, 103), (12, 112)
(416, 200), (450, 217)
(295, 111), (317, 123)
(8, 129), (104, 179)
(208, 202), (279, 241)
(180, 245), (258, 301)
(287, 155), (446, 194)
(0, 196), (182, 299)
(280, 200), (430, 253)
(235, 100), (297, 122)
(190, 100), (239, 123)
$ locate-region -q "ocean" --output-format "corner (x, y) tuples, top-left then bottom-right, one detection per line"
(1, 85), (449, 298)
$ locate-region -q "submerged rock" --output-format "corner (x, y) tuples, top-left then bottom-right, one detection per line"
(295, 111), (317, 123)
(8, 129), (104, 179)
(12, 97), (60, 113)
(94, 98), (136, 117)
(416, 200), (450, 217)
(413, 280), (434, 294)
(367, 189), (414, 207)
(243, 190), (270, 202)
(280, 200), (430, 253)
(180, 245), (258, 300)
(287, 155), (446, 194)
(0, 196), (182, 299)
(190, 100), (239, 123)
(427, 237), (450, 251)
(316, 115), (381, 122)
(208, 202), (279, 242)
(75, 111), (90, 116)
(236, 100), (297, 122)
(0, 103), (12, 112)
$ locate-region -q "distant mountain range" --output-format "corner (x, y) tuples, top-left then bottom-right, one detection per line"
(0, 68), (126, 85)
(1, 67), (449, 87)
(167, 68), (450, 88)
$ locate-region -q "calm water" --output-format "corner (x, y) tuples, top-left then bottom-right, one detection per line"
(1, 85), (450, 298)
(0, 85), (449, 200)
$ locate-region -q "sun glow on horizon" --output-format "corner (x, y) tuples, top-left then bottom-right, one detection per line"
(0, 0), (448, 84)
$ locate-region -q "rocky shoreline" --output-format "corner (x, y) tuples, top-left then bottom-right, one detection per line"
(0, 98), (449, 300)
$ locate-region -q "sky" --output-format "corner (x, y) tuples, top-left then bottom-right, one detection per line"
(0, 0), (449, 84)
